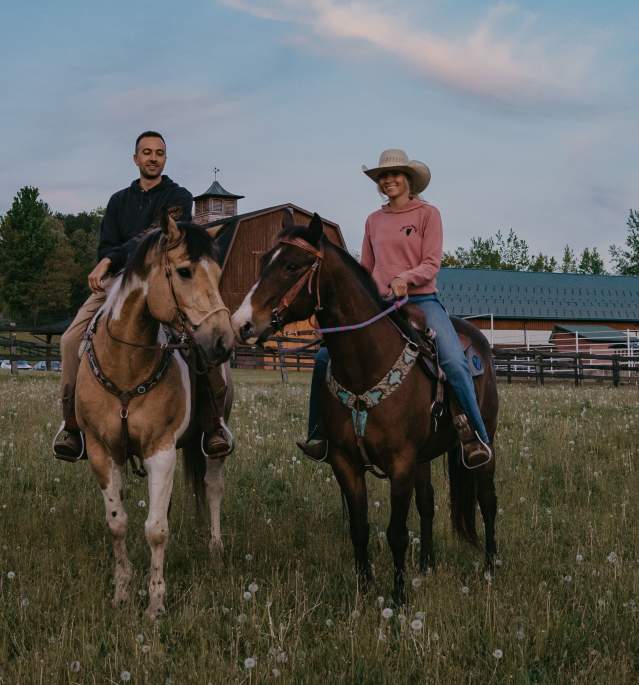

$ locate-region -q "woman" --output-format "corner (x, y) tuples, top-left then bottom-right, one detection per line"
(298, 149), (492, 468)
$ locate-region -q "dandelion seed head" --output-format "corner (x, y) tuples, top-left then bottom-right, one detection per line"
(120, 672), (131, 682)
(69, 661), (81, 672)
(411, 577), (422, 589)
(461, 586), (470, 595)
(137, 500), (146, 509)
(245, 553), (253, 562)
(607, 551), (618, 564)
(414, 611), (425, 620)
(243, 591), (252, 601)
(248, 582), (259, 594)
(325, 618), (333, 627)
(142, 645), (151, 654)
(576, 553), (584, 562)
(493, 648), (503, 659)
(381, 607), (393, 619)
(272, 668), (281, 678)
(7, 571), (15, 580)
(244, 657), (256, 669)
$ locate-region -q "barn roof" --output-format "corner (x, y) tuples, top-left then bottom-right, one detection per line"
(437, 268), (639, 322)
(201, 203), (343, 268)
(194, 180), (244, 201)
(550, 324), (639, 344)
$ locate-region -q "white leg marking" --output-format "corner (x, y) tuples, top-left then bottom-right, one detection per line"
(205, 458), (225, 556)
(100, 460), (132, 606)
(144, 447), (177, 619)
(173, 353), (192, 442)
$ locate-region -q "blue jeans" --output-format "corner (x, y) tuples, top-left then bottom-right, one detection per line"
(306, 294), (490, 444)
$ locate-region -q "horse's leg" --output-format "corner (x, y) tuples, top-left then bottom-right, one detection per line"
(414, 461), (435, 572)
(387, 461), (415, 606)
(476, 455), (498, 569)
(205, 457), (225, 557)
(331, 449), (372, 587)
(87, 437), (132, 607)
(144, 446), (177, 619)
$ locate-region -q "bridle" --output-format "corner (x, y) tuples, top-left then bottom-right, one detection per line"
(270, 236), (324, 331)
(106, 236), (230, 353)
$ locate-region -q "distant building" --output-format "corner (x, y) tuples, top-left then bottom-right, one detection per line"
(193, 175), (244, 224)
(438, 268), (639, 350)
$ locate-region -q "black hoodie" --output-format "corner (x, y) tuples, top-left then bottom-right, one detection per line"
(98, 175), (193, 273)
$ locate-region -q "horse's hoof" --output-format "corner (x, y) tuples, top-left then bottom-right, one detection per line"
(209, 539), (225, 560)
(145, 604), (166, 621)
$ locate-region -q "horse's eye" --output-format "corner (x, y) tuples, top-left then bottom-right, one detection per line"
(176, 267), (192, 279)
(285, 262), (301, 272)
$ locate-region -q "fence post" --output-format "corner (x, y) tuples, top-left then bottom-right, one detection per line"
(506, 355), (512, 384)
(612, 356), (620, 387)
(276, 340), (288, 384)
(574, 353), (581, 386)
(537, 353), (544, 385)
(9, 323), (16, 375)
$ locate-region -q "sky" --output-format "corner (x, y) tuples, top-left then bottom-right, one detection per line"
(1, 0), (638, 261)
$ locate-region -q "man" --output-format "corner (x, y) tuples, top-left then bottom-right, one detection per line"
(53, 131), (233, 461)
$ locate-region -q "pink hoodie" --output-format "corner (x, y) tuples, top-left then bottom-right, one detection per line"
(360, 198), (443, 296)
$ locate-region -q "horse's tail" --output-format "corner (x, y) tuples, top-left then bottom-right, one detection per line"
(447, 443), (480, 547)
(182, 438), (207, 515)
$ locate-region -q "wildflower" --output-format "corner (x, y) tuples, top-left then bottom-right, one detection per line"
(411, 577), (422, 589)
(484, 570), (493, 582)
(69, 661), (81, 672)
(607, 552), (618, 564)
(49, 507), (56, 514)
(563, 575), (572, 583)
(243, 591), (252, 601)
(53, 477), (60, 483)
(7, 571), (15, 580)
(381, 607), (393, 619)
(137, 500), (146, 509)
(516, 629), (525, 641)
(461, 586), (470, 595)
(120, 672), (131, 682)
(377, 596), (385, 607)
(272, 668), (281, 678)
(374, 501), (380, 509)
(414, 611), (425, 620)
(325, 618), (333, 627)
(493, 649), (503, 659)
(245, 553), (253, 562)
(244, 657), (256, 669)
(411, 537), (420, 546)
(248, 582), (259, 594)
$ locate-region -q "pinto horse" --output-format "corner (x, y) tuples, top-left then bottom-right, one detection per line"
(76, 213), (235, 619)
(233, 212), (498, 603)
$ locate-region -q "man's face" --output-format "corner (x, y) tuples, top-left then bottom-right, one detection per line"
(134, 136), (167, 179)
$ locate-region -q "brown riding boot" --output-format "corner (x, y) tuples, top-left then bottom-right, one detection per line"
(198, 367), (234, 458)
(296, 438), (328, 462)
(452, 414), (492, 469)
(53, 391), (86, 462)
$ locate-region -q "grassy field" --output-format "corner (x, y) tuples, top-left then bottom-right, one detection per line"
(0, 373), (637, 684)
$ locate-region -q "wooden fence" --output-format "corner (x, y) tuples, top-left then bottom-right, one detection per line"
(2, 327), (638, 386)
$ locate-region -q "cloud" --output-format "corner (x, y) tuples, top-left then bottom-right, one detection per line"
(219, 0), (604, 106)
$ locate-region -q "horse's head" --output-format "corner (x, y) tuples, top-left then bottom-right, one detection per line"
(232, 211), (325, 344)
(140, 212), (235, 363)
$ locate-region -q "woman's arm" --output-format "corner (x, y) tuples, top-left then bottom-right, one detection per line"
(360, 218), (375, 273)
(397, 206), (443, 287)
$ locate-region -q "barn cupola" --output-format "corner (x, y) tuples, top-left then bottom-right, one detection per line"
(193, 169), (244, 224)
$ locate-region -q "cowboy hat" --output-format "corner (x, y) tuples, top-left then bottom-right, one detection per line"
(362, 148), (431, 194)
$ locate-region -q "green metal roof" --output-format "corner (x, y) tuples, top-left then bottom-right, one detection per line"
(194, 180), (244, 201)
(437, 268), (639, 322)
(551, 325), (639, 344)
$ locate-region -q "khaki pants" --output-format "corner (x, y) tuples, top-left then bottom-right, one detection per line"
(60, 285), (227, 432)
(60, 289), (108, 429)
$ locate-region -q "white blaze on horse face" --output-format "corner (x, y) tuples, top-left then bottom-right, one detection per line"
(232, 281), (258, 335)
(144, 446), (177, 619)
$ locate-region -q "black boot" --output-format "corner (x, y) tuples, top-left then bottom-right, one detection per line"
(53, 425), (86, 462)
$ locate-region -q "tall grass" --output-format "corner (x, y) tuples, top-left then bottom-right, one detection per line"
(0, 373), (637, 684)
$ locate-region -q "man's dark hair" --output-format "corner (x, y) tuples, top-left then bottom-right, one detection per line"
(135, 131), (166, 152)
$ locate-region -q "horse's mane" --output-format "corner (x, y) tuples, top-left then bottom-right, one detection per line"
(266, 224), (419, 342)
(122, 222), (220, 286)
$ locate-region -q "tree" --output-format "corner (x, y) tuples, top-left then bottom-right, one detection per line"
(561, 245), (577, 273)
(0, 187), (56, 322)
(444, 229), (533, 271)
(529, 253), (558, 272)
(578, 247), (605, 275)
(56, 208), (102, 310)
(609, 209), (639, 275)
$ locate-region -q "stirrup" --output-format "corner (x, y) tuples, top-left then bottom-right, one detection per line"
(296, 438), (329, 463)
(460, 432), (493, 470)
(52, 422), (86, 462)
(201, 420), (234, 459)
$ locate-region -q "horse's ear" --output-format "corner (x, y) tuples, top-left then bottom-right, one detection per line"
(205, 223), (225, 240)
(281, 208), (294, 230)
(307, 212), (324, 246)
(160, 207), (182, 244)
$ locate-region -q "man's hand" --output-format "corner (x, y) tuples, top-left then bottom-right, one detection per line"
(88, 258), (112, 293)
(389, 277), (408, 298)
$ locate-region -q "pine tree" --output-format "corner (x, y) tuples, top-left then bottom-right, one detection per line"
(0, 187), (56, 322)
(561, 245), (577, 273)
(578, 247), (605, 275)
(610, 209), (639, 275)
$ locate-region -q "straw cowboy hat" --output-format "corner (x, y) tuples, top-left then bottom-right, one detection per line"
(362, 148), (431, 194)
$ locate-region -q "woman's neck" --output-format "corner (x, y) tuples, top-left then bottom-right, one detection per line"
(387, 193), (412, 210)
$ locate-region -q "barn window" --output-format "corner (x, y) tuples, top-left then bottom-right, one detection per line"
(210, 199), (223, 213)
(223, 200), (236, 215)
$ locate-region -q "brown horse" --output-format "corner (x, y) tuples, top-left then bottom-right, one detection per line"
(76, 213), (235, 619)
(232, 213), (498, 604)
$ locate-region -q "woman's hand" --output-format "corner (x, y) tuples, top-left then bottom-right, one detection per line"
(389, 277), (408, 298)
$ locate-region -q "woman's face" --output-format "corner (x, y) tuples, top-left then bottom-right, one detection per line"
(377, 171), (410, 200)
